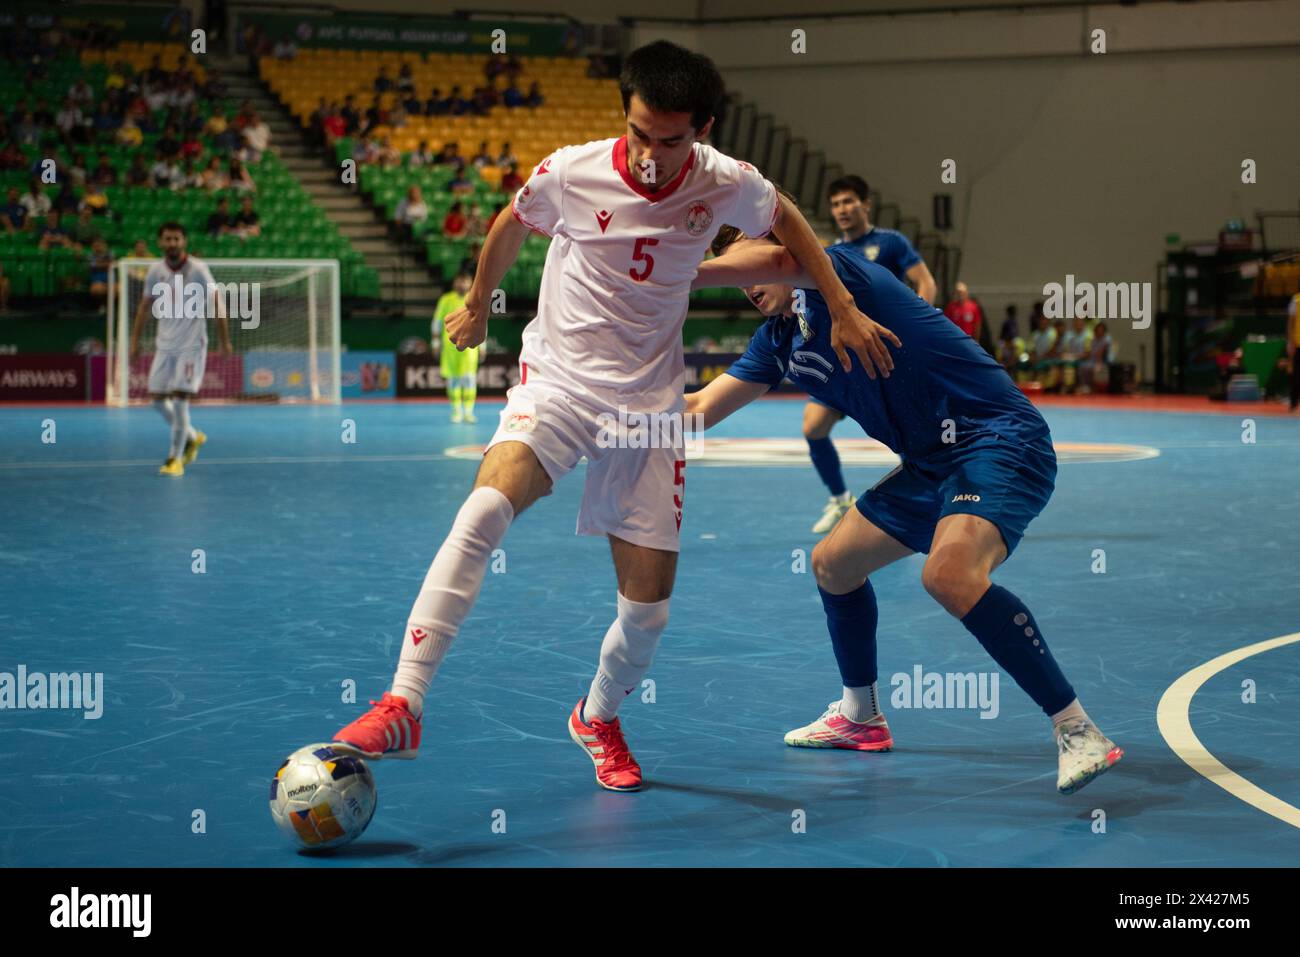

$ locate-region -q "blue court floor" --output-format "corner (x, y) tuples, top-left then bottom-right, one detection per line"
(1, 398), (1298, 867)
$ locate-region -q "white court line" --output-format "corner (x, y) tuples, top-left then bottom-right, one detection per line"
(0, 454), (449, 471)
(1156, 632), (1300, 829)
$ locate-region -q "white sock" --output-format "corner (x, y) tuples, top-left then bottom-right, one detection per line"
(584, 593), (670, 722)
(169, 398), (190, 460)
(1050, 698), (1090, 730)
(391, 486), (515, 717)
(153, 397), (175, 431)
(840, 682), (882, 723)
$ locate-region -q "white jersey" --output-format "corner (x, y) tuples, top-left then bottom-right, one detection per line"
(511, 136), (778, 411)
(142, 254), (218, 354)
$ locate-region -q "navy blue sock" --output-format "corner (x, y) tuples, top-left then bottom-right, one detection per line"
(960, 584), (1075, 716)
(807, 436), (847, 497)
(819, 581), (878, 687)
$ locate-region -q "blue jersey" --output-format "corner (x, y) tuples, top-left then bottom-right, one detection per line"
(831, 226), (922, 282)
(727, 247), (1049, 462)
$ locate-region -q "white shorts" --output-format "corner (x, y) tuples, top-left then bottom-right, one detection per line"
(147, 348), (206, 395)
(484, 380), (687, 552)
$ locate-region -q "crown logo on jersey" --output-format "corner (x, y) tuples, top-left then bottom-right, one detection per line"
(684, 201), (713, 236)
(595, 209), (613, 233)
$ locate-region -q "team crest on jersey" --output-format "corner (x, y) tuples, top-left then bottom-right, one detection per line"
(865, 245), (880, 261)
(505, 412), (536, 433)
(798, 315), (814, 341)
(684, 202), (713, 236)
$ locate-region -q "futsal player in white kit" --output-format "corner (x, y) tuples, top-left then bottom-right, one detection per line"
(334, 41), (900, 791)
(129, 222), (232, 476)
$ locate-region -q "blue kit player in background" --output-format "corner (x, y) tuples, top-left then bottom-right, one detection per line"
(806, 175), (938, 535)
(685, 194), (1123, 795)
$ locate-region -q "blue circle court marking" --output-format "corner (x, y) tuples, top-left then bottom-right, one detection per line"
(444, 438), (1161, 467)
(1157, 632), (1300, 830)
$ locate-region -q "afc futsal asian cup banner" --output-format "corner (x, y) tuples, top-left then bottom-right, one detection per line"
(238, 12), (576, 56)
(241, 350), (396, 400)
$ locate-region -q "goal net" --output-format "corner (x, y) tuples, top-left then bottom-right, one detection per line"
(106, 258), (341, 405)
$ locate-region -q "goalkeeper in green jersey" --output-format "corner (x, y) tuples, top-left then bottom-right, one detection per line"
(432, 271), (481, 422)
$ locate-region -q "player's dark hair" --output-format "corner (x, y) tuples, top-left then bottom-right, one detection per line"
(619, 41), (723, 132)
(158, 221), (186, 237)
(710, 183), (797, 258)
(827, 175), (869, 203)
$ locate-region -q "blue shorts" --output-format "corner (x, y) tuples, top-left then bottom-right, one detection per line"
(807, 395), (846, 414)
(855, 432), (1056, 558)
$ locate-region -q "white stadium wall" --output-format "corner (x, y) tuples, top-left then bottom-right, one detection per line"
(632, 1), (1300, 377)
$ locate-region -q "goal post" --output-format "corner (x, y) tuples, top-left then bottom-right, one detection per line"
(106, 258), (342, 405)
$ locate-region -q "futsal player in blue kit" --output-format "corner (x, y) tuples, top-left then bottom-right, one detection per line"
(686, 199), (1123, 795)
(805, 175), (938, 534)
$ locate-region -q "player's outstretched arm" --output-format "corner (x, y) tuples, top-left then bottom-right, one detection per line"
(683, 374), (769, 430)
(769, 193), (901, 378)
(444, 211), (529, 350)
(692, 243), (806, 290)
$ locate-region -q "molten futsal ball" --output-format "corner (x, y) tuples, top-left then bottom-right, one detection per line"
(269, 744), (377, 850)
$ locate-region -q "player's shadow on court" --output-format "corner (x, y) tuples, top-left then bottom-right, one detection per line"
(406, 842), (518, 866)
(311, 840), (421, 860)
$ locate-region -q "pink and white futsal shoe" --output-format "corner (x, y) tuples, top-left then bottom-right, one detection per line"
(784, 701), (894, 751)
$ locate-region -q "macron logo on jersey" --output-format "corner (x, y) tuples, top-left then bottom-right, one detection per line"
(595, 209), (613, 233)
(536, 158), (551, 175)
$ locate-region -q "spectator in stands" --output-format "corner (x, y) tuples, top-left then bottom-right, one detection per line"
(181, 102), (204, 136)
(115, 115), (143, 149)
(525, 81), (544, 108)
(20, 180), (50, 219)
(352, 135), (379, 166)
(151, 148), (182, 189)
(38, 209), (73, 250)
(376, 136), (401, 169)
(126, 154), (150, 187)
(176, 158), (203, 190)
(157, 124), (181, 160)
(497, 142), (516, 167)
(1078, 322), (1114, 393)
(68, 152), (89, 188)
(485, 54), (507, 83)
(199, 155), (228, 191)
(92, 153), (117, 185)
(1000, 303), (1020, 341)
(53, 181), (80, 216)
(448, 167), (474, 197)
(436, 141), (464, 173)
(203, 107), (229, 138)
(244, 112), (271, 157)
(92, 98), (119, 135)
(374, 67), (393, 93)
(397, 63), (415, 93)
(167, 75), (196, 111)
(504, 54), (523, 82)
(13, 111), (41, 147)
(1058, 316), (1091, 393)
(340, 95), (361, 135)
(1030, 312), (1057, 369)
(447, 86), (469, 116)
(1, 187), (27, 233)
(387, 101), (408, 130)
(502, 81), (524, 109)
(321, 106), (346, 147)
(31, 98), (54, 128)
(145, 54), (167, 86)
(228, 157), (255, 193)
(943, 281), (983, 340)
(500, 162), (524, 193)
(207, 197), (234, 237)
(0, 263), (10, 312)
(68, 77), (94, 109)
(408, 140), (436, 167)
(1287, 294), (1299, 412)
(362, 95), (386, 135)
(425, 87), (447, 117)
(0, 139), (26, 171)
(401, 86), (422, 117)
(80, 181), (109, 216)
(465, 203), (486, 240)
(180, 127), (203, 161)
(461, 239), (482, 274)
(470, 141), (493, 169)
(442, 201), (468, 240)
(104, 61), (130, 93)
(234, 195), (261, 239)
(469, 87), (490, 117)
(394, 185), (428, 241)
(68, 206), (101, 249)
(273, 36), (298, 60)
(143, 79), (169, 115)
(998, 325), (1026, 375)
(55, 96), (85, 146)
(87, 237), (112, 307)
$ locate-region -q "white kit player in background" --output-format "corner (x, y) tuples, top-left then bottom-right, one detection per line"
(333, 41), (900, 792)
(129, 222), (233, 476)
